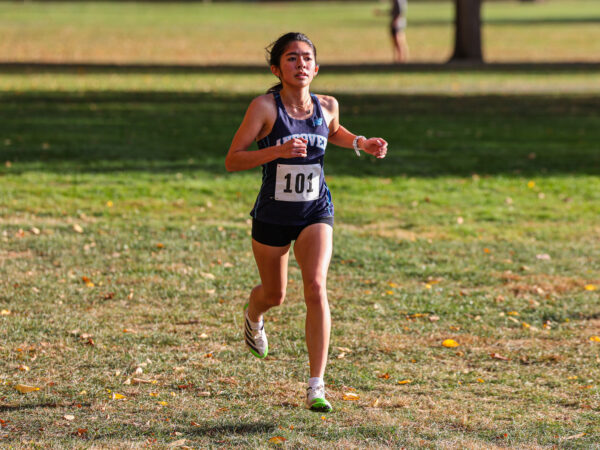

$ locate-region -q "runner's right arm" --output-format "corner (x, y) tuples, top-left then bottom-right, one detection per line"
(225, 96), (308, 172)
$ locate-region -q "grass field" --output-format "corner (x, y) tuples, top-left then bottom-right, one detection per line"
(1, 0), (600, 64)
(1, 1), (600, 448)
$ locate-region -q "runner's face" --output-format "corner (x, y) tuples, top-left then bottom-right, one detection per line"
(272, 41), (317, 88)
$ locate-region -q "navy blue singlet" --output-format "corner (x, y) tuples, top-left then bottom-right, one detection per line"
(250, 92), (334, 226)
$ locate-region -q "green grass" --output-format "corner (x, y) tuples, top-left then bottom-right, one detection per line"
(1, 1), (600, 448)
(1, 0), (599, 63)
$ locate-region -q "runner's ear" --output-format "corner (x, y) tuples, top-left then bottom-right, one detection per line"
(314, 65), (319, 76)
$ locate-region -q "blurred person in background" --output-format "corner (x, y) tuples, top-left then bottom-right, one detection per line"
(391, 0), (409, 62)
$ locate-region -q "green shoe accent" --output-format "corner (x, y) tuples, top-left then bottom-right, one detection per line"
(308, 398), (333, 413)
(248, 343), (268, 359)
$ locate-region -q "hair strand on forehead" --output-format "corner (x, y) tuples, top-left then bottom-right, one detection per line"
(265, 32), (317, 94)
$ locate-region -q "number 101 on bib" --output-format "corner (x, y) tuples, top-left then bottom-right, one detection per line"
(275, 163), (320, 202)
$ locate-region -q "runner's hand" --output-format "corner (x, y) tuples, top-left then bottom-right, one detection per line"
(362, 138), (388, 159)
(278, 138), (308, 158)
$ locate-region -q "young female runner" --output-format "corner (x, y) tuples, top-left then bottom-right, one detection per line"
(225, 32), (388, 413)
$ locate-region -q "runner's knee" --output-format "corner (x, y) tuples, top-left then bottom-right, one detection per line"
(263, 288), (286, 307)
(304, 279), (327, 305)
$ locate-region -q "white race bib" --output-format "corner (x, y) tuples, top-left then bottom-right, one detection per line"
(275, 164), (320, 202)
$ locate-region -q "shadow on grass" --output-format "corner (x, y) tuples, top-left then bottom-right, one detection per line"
(0, 90), (598, 177)
(87, 421), (277, 442)
(182, 421), (277, 435)
(0, 402), (91, 412)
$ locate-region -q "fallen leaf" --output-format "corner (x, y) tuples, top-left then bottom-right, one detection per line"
(268, 436), (287, 445)
(377, 373), (390, 379)
(527, 180), (536, 189)
(64, 414), (75, 421)
(72, 224), (84, 233)
(158, 401), (168, 406)
(442, 339), (459, 348)
(476, 378), (485, 383)
(132, 378), (157, 385)
(15, 384), (40, 393)
(397, 379), (412, 385)
(106, 200), (113, 207)
(342, 392), (359, 401)
(590, 336), (600, 342)
(507, 311), (519, 316)
(198, 391), (211, 397)
(0, 309), (10, 316)
(428, 315), (440, 322)
(536, 253), (551, 260)
(149, 392), (158, 397)
(490, 353), (509, 361)
(111, 392), (126, 400)
(335, 346), (352, 353)
(483, 248), (491, 254)
(167, 438), (187, 447)
(200, 272), (216, 280)
(156, 243), (165, 249)
(584, 284), (597, 291)
(561, 432), (586, 441)
(371, 398), (380, 408)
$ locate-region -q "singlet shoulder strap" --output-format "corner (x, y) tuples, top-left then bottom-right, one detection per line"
(310, 93), (325, 119)
(272, 91), (284, 109)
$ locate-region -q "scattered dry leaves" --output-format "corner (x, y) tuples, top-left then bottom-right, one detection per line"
(268, 436), (287, 445)
(15, 384), (40, 393)
(442, 339), (459, 348)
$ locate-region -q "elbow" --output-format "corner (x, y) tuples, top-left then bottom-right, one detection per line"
(224, 156), (237, 172)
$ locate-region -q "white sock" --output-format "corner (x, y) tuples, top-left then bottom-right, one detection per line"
(245, 310), (263, 330)
(308, 377), (324, 389)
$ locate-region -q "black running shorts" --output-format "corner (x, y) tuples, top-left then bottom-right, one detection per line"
(252, 217), (334, 247)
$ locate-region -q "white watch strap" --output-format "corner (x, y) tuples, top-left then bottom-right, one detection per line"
(353, 135), (365, 157)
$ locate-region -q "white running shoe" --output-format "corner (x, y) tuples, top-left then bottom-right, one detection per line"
(243, 303), (268, 359)
(306, 384), (333, 413)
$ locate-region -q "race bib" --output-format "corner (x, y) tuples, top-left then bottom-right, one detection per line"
(275, 164), (320, 202)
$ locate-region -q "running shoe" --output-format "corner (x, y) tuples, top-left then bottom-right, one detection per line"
(243, 303), (268, 359)
(306, 384), (333, 413)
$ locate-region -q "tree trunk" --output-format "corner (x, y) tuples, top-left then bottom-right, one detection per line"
(450, 0), (483, 62)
